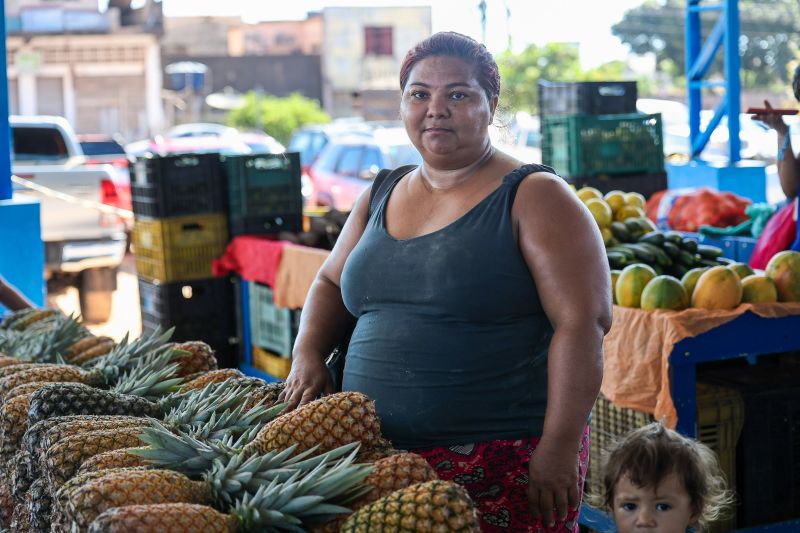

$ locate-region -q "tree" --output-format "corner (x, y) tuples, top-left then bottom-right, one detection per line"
(227, 92), (330, 144)
(612, 0), (800, 89)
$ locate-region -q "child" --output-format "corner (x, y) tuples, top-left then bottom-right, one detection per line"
(601, 422), (734, 533)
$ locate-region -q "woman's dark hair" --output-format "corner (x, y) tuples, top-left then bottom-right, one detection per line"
(793, 64), (800, 102)
(399, 32), (500, 100)
(601, 422), (734, 528)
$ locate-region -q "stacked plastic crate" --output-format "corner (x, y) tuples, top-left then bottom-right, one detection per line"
(539, 81), (667, 198)
(131, 152), (237, 366)
(221, 152), (303, 380)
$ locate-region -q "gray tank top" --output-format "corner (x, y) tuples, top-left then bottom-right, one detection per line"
(340, 164), (554, 449)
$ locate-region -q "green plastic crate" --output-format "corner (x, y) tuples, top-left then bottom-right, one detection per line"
(542, 113), (664, 178)
(222, 152), (302, 218)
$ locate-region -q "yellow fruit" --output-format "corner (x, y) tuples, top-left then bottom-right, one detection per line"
(614, 205), (646, 222)
(611, 270), (622, 305)
(585, 198), (613, 228)
(680, 267), (709, 301)
(691, 266), (742, 310)
(727, 262), (755, 280)
(616, 264), (657, 308)
(741, 275), (778, 303)
(601, 227), (614, 246)
(765, 250), (800, 302)
(577, 187), (603, 203)
(625, 192), (646, 209)
(604, 190), (627, 213)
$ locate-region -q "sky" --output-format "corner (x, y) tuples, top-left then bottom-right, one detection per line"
(161, 0), (645, 68)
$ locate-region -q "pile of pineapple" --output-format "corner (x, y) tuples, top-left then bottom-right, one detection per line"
(0, 309), (481, 533)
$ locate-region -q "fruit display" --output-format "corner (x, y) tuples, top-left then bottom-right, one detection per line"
(0, 309), (481, 533)
(613, 250), (800, 310)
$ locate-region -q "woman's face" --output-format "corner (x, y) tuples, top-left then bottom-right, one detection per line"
(400, 55), (498, 166)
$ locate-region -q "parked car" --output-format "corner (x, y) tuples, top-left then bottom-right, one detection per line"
(77, 134), (132, 216)
(11, 116), (127, 323)
(288, 120), (374, 170)
(237, 131), (286, 154)
(308, 128), (422, 210)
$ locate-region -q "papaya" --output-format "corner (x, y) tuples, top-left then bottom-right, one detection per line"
(727, 262), (755, 280)
(765, 250), (800, 302)
(615, 264), (657, 308)
(625, 192), (646, 210)
(577, 187), (603, 203)
(680, 267), (708, 300)
(640, 275), (689, 311)
(611, 270), (622, 305)
(741, 274), (778, 303)
(604, 190), (626, 214)
(585, 198), (613, 228)
(691, 266), (742, 310)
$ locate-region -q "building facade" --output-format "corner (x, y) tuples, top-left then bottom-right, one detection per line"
(321, 6), (431, 119)
(228, 13), (323, 56)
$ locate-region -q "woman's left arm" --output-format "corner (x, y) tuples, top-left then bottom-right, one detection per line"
(514, 173), (612, 527)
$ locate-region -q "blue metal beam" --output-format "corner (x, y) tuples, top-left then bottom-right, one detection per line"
(692, 95), (727, 156)
(1, 0), (13, 201)
(687, 16), (725, 82)
(724, 0), (741, 162)
(686, 3), (702, 147)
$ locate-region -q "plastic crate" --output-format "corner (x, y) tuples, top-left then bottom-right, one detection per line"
(229, 213), (303, 237)
(542, 113), (664, 178)
(737, 386), (800, 526)
(252, 346), (292, 380)
(248, 282), (295, 356)
(564, 171), (667, 199)
(538, 81), (638, 116)
(222, 152), (302, 217)
(588, 384), (743, 533)
(131, 153), (225, 218)
(132, 214), (228, 283)
(138, 276), (238, 363)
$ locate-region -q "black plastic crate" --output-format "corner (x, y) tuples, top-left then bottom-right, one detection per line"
(222, 152), (302, 218)
(131, 153), (225, 218)
(138, 276), (238, 363)
(737, 386), (800, 526)
(564, 171), (667, 199)
(538, 80), (638, 116)
(228, 213), (303, 237)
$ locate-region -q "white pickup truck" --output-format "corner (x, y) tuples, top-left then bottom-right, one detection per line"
(11, 115), (128, 323)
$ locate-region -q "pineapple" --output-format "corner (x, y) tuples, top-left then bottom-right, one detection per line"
(179, 368), (245, 392)
(26, 476), (52, 532)
(0, 365), (94, 399)
(0, 472), (13, 528)
(356, 445), (404, 463)
(0, 391), (44, 473)
(170, 341), (219, 377)
(242, 381), (286, 411)
(0, 362), (48, 380)
(43, 427), (150, 490)
(340, 480), (482, 533)
(1, 308), (57, 331)
(88, 503), (237, 533)
(241, 391), (385, 457)
(66, 336), (116, 365)
(0, 355), (17, 368)
(313, 452), (439, 533)
(65, 468), (214, 529)
(77, 447), (152, 475)
(3, 313), (87, 363)
(3, 380), (56, 403)
(10, 495), (30, 531)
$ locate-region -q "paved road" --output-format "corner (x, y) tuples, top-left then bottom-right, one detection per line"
(49, 253), (141, 342)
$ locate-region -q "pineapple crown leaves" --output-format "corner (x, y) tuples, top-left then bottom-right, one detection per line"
(111, 349), (184, 400)
(133, 419), (238, 477)
(87, 327), (175, 383)
(1, 313), (84, 362)
(161, 381), (262, 429)
(192, 400), (287, 442)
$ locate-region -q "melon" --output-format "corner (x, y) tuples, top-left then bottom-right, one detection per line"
(741, 274), (778, 303)
(611, 270), (622, 305)
(615, 264), (657, 308)
(641, 275), (689, 311)
(680, 267), (708, 300)
(765, 250), (800, 302)
(727, 262), (756, 280)
(691, 266), (743, 310)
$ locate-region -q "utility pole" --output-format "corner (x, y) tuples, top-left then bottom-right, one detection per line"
(478, 0), (487, 45)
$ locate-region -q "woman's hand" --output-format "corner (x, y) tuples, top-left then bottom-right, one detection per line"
(278, 352), (333, 411)
(752, 100), (789, 136)
(527, 439), (580, 527)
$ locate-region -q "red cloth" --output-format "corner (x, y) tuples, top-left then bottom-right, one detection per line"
(212, 236), (285, 288)
(749, 200), (797, 270)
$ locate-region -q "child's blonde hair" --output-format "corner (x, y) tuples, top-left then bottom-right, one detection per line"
(602, 422), (734, 529)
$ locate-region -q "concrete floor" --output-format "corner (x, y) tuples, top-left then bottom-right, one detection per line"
(49, 253), (141, 342)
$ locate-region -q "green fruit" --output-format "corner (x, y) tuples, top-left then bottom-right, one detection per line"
(681, 267), (709, 300)
(616, 264), (658, 308)
(727, 262), (756, 280)
(641, 275), (689, 311)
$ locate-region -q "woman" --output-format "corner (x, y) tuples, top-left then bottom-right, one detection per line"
(280, 32), (611, 532)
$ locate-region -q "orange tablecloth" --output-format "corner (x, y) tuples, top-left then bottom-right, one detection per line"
(601, 302), (800, 428)
(273, 244), (330, 309)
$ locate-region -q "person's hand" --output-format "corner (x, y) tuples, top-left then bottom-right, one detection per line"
(278, 352), (333, 411)
(527, 439), (580, 528)
(752, 100), (789, 135)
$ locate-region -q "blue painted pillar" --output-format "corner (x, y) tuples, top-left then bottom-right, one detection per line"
(0, 0), (46, 311)
(685, 1), (702, 153)
(1, 0), (12, 200)
(724, 0), (741, 163)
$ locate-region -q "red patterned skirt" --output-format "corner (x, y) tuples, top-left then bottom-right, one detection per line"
(416, 427), (590, 532)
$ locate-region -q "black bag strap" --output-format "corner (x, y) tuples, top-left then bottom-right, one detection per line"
(368, 164), (418, 218)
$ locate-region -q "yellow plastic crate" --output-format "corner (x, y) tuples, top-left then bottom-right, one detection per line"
(133, 213), (228, 283)
(252, 346), (292, 380)
(588, 383), (743, 533)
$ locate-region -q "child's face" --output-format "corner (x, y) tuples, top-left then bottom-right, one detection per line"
(612, 471), (699, 533)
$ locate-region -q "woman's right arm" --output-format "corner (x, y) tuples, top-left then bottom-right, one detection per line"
(278, 188), (372, 410)
(753, 101), (799, 199)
